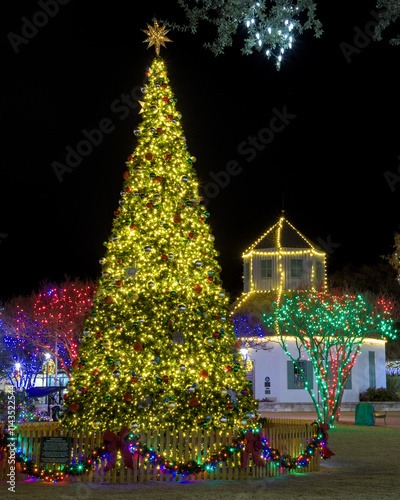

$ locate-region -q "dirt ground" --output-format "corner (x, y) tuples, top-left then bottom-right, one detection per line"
(1, 412), (400, 500)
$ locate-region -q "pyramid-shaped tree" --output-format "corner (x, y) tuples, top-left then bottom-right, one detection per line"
(62, 51), (257, 433)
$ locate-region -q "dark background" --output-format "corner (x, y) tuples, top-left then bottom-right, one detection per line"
(1, 1), (399, 302)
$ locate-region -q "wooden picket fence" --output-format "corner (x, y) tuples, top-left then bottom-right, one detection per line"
(0, 418), (319, 483)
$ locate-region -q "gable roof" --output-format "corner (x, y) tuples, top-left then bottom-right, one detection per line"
(244, 215), (324, 255)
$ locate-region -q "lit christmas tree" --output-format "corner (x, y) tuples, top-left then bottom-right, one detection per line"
(62, 21), (257, 433)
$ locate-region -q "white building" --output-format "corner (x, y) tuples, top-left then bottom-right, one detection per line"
(233, 213), (387, 405)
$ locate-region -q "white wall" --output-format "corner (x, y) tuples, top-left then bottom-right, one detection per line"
(248, 339), (386, 403)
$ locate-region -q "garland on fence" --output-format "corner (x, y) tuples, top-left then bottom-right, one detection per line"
(0, 421), (331, 482)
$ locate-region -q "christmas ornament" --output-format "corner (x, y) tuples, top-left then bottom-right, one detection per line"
(133, 343), (143, 352)
(172, 332), (185, 345)
(69, 402), (79, 412)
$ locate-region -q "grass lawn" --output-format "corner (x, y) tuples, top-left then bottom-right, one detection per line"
(1, 421), (400, 499)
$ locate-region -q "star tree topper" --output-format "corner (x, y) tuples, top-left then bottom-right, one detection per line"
(142, 19), (172, 56)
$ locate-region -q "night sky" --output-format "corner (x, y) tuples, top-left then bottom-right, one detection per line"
(1, 1), (400, 303)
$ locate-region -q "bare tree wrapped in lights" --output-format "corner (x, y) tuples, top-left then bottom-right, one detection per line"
(0, 327), (44, 391)
(264, 291), (397, 426)
(2, 278), (94, 380)
(61, 22), (257, 433)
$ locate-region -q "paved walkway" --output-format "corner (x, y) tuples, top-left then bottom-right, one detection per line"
(259, 411), (400, 429)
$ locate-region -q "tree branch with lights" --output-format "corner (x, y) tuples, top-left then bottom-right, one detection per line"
(166, 1), (400, 69)
(263, 291), (397, 426)
(166, 0), (323, 69)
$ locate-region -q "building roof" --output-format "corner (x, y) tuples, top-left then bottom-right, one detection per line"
(244, 214), (324, 255)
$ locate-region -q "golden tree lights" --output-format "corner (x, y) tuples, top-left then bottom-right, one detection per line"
(62, 55), (257, 433)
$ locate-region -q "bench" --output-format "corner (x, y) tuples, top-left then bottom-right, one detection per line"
(373, 407), (387, 425)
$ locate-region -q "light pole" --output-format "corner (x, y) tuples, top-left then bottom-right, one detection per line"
(45, 352), (51, 409)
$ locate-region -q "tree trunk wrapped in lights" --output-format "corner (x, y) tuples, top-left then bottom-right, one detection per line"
(62, 32), (257, 433)
(264, 291), (397, 426)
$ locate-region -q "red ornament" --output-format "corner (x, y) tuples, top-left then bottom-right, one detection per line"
(234, 340), (243, 350)
(69, 402), (79, 412)
(95, 379), (101, 385)
(208, 277), (214, 283)
(167, 114), (173, 121)
(162, 96), (169, 103)
(104, 296), (114, 305)
(124, 186), (132, 193)
(63, 394), (69, 401)
(224, 366), (232, 373)
(173, 215), (182, 224)
(72, 359), (79, 369)
(123, 392), (132, 402)
(80, 387), (88, 395)
(189, 397), (199, 407)
(161, 83), (167, 89)
(146, 202), (154, 209)
(226, 403), (234, 410)
(155, 175), (162, 182)
(123, 171), (130, 179)
(114, 210), (121, 216)
(199, 369), (209, 379)
(165, 154), (172, 160)
(130, 223), (136, 230)
(127, 155), (134, 162)
(92, 369), (100, 376)
(115, 280), (123, 287)
(162, 375), (169, 382)
(194, 285), (202, 293)
(188, 232), (195, 239)
(213, 332), (220, 339)
(131, 376), (138, 383)
(96, 332), (103, 338)
(133, 342), (143, 353)
(145, 152), (154, 161)
(161, 254), (168, 261)
(145, 70), (151, 76)
(156, 128), (163, 134)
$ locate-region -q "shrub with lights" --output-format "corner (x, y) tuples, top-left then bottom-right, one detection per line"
(62, 23), (258, 434)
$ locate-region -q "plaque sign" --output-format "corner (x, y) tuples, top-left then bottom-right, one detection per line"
(40, 437), (71, 464)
